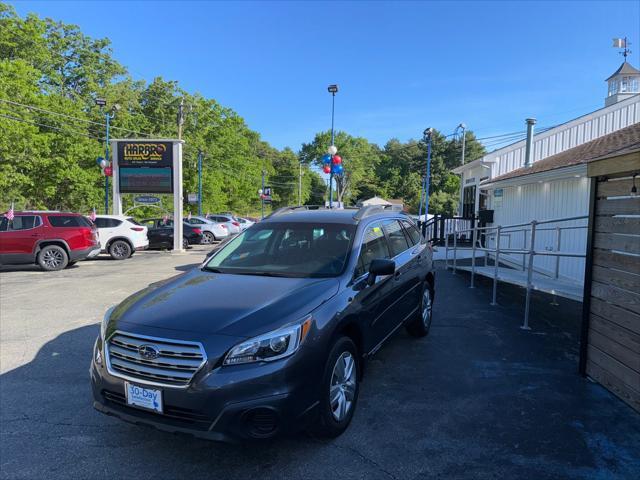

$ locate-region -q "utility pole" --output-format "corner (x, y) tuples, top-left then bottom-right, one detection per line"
(197, 150), (203, 216)
(298, 162), (303, 206)
(261, 169), (265, 219)
(177, 98), (185, 140)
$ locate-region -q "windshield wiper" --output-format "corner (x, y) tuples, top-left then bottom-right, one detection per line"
(233, 271), (293, 277)
(201, 266), (224, 273)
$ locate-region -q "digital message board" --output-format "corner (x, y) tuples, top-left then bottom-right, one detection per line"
(117, 141), (173, 193)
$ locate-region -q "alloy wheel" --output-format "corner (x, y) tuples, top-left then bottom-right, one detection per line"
(330, 351), (356, 422)
(202, 231), (214, 244)
(422, 289), (433, 328)
(42, 249), (63, 269)
(112, 241), (129, 259)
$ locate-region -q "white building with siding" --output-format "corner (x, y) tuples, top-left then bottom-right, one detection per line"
(451, 61), (640, 284)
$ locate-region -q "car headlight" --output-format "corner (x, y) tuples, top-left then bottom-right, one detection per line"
(101, 306), (115, 341)
(223, 317), (312, 366)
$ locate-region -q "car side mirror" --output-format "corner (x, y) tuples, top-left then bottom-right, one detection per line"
(367, 258), (395, 285)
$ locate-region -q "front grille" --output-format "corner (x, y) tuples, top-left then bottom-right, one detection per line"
(106, 332), (206, 388)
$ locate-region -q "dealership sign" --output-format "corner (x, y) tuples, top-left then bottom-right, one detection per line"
(134, 195), (161, 205)
(117, 141), (173, 194)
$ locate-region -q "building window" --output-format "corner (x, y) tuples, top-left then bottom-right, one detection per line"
(621, 77), (629, 92)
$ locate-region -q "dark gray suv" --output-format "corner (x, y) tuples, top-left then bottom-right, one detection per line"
(91, 205), (435, 441)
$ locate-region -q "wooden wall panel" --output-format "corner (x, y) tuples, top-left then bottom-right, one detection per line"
(594, 216), (640, 235)
(584, 171), (640, 412)
(595, 197), (640, 216)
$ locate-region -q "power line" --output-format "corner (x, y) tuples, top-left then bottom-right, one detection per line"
(0, 98), (155, 137)
(0, 112), (103, 140)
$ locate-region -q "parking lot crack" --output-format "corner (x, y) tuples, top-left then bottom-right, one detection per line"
(309, 437), (399, 480)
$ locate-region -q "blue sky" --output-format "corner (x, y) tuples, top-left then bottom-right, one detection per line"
(11, 0), (640, 151)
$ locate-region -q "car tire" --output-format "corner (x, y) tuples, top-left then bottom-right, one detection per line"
(202, 231), (215, 244)
(109, 240), (131, 260)
(37, 245), (69, 271)
(405, 281), (434, 338)
(313, 336), (359, 438)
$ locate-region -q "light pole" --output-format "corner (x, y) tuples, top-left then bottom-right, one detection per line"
(454, 123), (466, 166)
(96, 99), (120, 214)
(298, 161), (303, 206)
(197, 150), (203, 216)
(454, 123), (466, 217)
(418, 128), (434, 234)
(327, 84), (338, 208)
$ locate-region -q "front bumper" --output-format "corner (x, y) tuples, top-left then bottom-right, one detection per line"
(90, 335), (320, 442)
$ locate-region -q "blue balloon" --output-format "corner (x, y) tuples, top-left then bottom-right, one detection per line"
(322, 154), (332, 164)
(333, 163), (344, 174)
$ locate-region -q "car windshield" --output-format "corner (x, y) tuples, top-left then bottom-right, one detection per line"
(204, 222), (355, 278)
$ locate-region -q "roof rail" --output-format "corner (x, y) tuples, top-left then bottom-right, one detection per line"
(266, 205), (329, 218)
(353, 204), (404, 221)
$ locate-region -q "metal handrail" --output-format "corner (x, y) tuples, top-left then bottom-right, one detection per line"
(444, 215), (588, 330)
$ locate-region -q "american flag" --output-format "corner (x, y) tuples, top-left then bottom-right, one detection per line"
(89, 208), (97, 222)
(5, 202), (14, 221)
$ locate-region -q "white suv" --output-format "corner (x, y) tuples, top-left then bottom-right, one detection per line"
(94, 215), (149, 260)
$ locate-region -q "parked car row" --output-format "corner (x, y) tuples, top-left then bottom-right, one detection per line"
(1, 210), (254, 271)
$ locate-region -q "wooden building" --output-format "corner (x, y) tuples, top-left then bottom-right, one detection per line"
(580, 145), (640, 411)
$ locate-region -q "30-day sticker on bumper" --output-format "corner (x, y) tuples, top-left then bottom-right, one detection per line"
(125, 382), (163, 413)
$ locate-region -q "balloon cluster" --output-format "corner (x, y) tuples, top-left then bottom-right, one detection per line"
(322, 145), (343, 175)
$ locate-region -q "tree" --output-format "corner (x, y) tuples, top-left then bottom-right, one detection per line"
(299, 131), (382, 205)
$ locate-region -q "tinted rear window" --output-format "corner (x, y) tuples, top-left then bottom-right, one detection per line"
(1, 215), (41, 231)
(401, 220), (422, 246)
(48, 215), (92, 227)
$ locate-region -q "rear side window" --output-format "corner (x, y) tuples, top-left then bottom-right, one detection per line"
(94, 218), (122, 228)
(401, 220), (422, 246)
(383, 220), (410, 257)
(2, 215), (40, 231)
(48, 215), (91, 227)
(355, 223), (390, 277)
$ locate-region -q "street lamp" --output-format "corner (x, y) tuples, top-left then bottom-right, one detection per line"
(95, 99), (120, 214)
(327, 84), (338, 208)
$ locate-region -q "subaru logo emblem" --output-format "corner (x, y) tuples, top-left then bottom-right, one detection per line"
(138, 344), (159, 360)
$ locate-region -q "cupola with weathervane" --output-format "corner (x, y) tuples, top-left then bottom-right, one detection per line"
(605, 37), (640, 107)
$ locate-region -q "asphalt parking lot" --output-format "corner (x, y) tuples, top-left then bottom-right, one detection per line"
(1, 248), (639, 479)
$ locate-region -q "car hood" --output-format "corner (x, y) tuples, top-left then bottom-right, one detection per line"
(108, 269), (340, 337)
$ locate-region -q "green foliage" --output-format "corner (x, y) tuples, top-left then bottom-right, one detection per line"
(0, 3), (326, 217)
(0, 3), (483, 218)
(300, 131), (382, 205)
